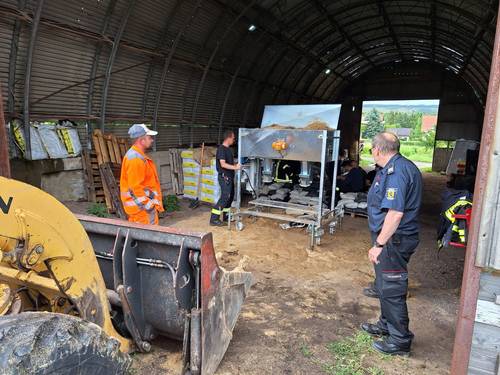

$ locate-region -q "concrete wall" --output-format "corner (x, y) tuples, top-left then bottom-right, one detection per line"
(11, 157), (86, 201)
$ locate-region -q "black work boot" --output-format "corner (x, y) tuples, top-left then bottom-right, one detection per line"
(372, 339), (410, 356)
(210, 218), (224, 226)
(361, 323), (389, 337)
(363, 282), (379, 298)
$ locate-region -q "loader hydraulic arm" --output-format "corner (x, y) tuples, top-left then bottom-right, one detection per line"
(0, 176), (131, 352)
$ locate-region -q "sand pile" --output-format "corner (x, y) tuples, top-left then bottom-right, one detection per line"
(304, 120), (331, 130)
(265, 121), (332, 130)
(267, 124), (294, 129)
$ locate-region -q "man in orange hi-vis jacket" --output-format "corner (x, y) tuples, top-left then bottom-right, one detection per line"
(120, 124), (164, 225)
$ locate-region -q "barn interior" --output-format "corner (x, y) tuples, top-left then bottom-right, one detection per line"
(0, 1), (498, 374)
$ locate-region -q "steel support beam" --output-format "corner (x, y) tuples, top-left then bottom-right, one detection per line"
(460, 7), (497, 74)
(7, 0), (26, 121)
(23, 0), (45, 160)
(0, 82), (10, 178)
(430, 0), (436, 61)
(190, 0), (257, 126)
(212, 0), (346, 82)
(141, 0), (183, 118)
(241, 39), (275, 125)
(271, 55), (304, 104)
(152, 0), (202, 139)
(217, 65), (240, 140)
(100, 0), (136, 130)
(311, 0), (375, 68)
(283, 0), (485, 43)
(377, 0), (404, 61)
(86, 0), (118, 147)
(178, 11), (222, 141)
(216, 26), (265, 134)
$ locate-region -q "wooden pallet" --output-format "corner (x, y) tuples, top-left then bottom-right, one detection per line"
(85, 130), (185, 215)
(100, 162), (127, 219)
(168, 149), (183, 195)
(82, 149), (106, 203)
(87, 130), (129, 213)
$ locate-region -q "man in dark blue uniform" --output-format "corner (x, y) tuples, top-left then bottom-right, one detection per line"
(210, 130), (240, 226)
(361, 132), (422, 356)
(338, 160), (366, 193)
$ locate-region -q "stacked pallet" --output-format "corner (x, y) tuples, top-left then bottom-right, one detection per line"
(81, 130), (129, 218)
(81, 149), (105, 204)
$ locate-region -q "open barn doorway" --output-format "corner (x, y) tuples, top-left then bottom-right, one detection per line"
(359, 99), (440, 172)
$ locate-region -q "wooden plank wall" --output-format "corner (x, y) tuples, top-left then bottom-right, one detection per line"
(468, 272), (500, 374)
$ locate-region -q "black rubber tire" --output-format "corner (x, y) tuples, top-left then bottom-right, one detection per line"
(0, 312), (131, 375)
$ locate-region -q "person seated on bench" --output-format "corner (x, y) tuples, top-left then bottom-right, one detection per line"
(337, 160), (366, 193)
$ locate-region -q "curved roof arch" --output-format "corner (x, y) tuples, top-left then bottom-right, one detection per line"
(0, 0), (497, 137)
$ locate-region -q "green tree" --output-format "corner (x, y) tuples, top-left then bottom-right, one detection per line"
(362, 108), (384, 139)
(422, 129), (436, 150)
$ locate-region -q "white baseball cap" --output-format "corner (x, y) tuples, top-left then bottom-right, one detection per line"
(128, 123), (158, 139)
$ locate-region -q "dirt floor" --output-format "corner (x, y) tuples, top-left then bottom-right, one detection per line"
(67, 173), (463, 374)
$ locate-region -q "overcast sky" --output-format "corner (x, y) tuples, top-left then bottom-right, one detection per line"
(363, 99), (440, 106)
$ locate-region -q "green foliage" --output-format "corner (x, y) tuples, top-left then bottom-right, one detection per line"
(300, 344), (313, 358)
(362, 108), (384, 139)
(87, 203), (110, 218)
(360, 122), (437, 164)
(383, 111), (422, 130)
(322, 331), (386, 375)
(399, 145), (433, 163)
(435, 140), (455, 148)
(422, 129), (436, 150)
(163, 194), (181, 212)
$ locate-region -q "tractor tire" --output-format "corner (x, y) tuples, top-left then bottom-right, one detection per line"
(0, 312), (131, 375)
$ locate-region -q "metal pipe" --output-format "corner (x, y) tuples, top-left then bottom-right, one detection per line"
(23, 0), (45, 160)
(262, 158), (274, 183)
(330, 130), (340, 211)
(299, 161), (312, 187)
(317, 132), (327, 226)
(450, 6), (500, 373)
(99, 0), (136, 131)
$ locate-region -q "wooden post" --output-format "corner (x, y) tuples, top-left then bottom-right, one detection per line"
(0, 83), (11, 178)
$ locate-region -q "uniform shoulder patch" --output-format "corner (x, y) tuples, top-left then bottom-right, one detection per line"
(387, 164), (395, 175)
(386, 188), (397, 200)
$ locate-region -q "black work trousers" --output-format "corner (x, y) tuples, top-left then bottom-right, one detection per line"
(371, 232), (419, 347)
(210, 174), (234, 222)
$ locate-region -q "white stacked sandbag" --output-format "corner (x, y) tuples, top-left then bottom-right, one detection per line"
(200, 159), (220, 204)
(181, 150), (221, 203)
(182, 150), (200, 200)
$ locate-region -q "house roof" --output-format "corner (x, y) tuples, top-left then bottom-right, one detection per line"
(422, 115), (438, 132)
(391, 128), (412, 137)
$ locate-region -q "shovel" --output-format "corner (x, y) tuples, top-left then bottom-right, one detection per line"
(189, 142), (205, 209)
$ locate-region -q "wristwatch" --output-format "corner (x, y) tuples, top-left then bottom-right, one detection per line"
(374, 241), (384, 248)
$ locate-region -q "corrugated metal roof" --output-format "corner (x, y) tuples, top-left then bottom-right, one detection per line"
(0, 0), (497, 151)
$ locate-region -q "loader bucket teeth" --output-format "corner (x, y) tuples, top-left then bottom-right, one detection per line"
(200, 237), (253, 374)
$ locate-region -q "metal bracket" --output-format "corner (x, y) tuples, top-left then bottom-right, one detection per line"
(117, 229), (151, 352)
